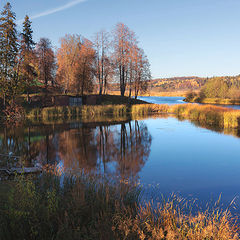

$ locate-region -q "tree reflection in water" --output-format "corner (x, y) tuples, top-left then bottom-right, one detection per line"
(0, 120), (152, 179)
(57, 120), (152, 179)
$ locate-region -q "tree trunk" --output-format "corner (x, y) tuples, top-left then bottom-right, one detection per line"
(99, 84), (102, 95)
(27, 91), (30, 103)
(129, 88), (131, 98)
(3, 93), (6, 108)
(135, 90), (139, 99)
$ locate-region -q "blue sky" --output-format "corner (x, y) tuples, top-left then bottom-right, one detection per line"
(1, 0), (240, 78)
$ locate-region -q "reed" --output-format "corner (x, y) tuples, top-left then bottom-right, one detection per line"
(0, 171), (238, 240)
(26, 105), (130, 121)
(25, 103), (240, 130)
(114, 198), (239, 240)
(172, 104), (240, 129)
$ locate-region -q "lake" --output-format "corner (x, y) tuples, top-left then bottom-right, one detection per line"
(138, 96), (186, 105)
(138, 95), (240, 109)
(1, 106), (240, 210)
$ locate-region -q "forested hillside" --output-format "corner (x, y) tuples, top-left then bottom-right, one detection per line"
(149, 76), (206, 92)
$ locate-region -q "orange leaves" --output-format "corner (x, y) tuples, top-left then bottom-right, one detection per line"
(56, 34), (95, 95)
(113, 23), (150, 97)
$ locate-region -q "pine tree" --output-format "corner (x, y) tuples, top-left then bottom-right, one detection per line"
(20, 15), (37, 102)
(0, 2), (19, 106)
(22, 15), (35, 50)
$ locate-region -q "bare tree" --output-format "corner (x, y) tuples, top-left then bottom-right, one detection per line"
(113, 23), (137, 97)
(133, 48), (151, 98)
(94, 30), (112, 95)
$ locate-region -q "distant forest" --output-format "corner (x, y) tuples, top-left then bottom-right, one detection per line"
(148, 75), (240, 99)
(148, 77), (206, 92)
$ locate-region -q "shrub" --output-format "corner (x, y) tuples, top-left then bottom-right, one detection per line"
(3, 103), (25, 124)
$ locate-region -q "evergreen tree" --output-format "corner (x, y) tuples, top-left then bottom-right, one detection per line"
(21, 15), (35, 50)
(20, 15), (37, 102)
(0, 2), (19, 105)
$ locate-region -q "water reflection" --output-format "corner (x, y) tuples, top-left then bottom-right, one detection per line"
(0, 120), (152, 179)
(1, 115), (240, 208)
(56, 121), (152, 178)
(176, 116), (240, 138)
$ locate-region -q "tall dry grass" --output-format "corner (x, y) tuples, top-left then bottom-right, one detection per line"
(25, 103), (240, 131)
(0, 168), (239, 240)
(114, 198), (239, 240)
(171, 104), (240, 129)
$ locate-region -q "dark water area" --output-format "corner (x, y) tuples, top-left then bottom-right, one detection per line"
(1, 114), (240, 212)
(138, 96), (240, 109)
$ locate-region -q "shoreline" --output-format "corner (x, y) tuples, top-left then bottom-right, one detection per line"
(24, 103), (240, 130)
(184, 97), (240, 106)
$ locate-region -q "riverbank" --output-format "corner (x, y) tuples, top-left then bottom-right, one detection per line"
(109, 90), (189, 97)
(0, 171), (238, 240)
(0, 94), (148, 121)
(185, 97), (240, 105)
(25, 103), (240, 129)
(140, 90), (189, 97)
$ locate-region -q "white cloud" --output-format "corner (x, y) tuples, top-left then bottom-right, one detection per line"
(17, 0), (87, 24)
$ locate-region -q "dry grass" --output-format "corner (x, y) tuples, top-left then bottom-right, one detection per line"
(200, 98), (240, 105)
(140, 90), (190, 97)
(131, 104), (240, 129)
(186, 97), (240, 106)
(114, 199), (239, 240)
(171, 104), (240, 129)
(108, 90), (189, 97)
(25, 103), (240, 130)
(1, 170), (239, 240)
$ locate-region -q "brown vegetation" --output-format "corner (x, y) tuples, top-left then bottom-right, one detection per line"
(25, 103), (240, 131)
(0, 172), (238, 240)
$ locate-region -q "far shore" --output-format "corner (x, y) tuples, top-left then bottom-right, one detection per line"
(184, 97), (240, 106)
(107, 90), (190, 97)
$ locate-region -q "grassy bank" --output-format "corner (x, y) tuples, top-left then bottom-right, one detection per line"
(26, 105), (131, 122)
(132, 104), (240, 129)
(0, 171), (238, 240)
(25, 103), (240, 130)
(186, 97), (240, 105)
(172, 104), (240, 128)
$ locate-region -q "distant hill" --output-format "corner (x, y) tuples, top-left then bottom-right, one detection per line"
(103, 76), (208, 96)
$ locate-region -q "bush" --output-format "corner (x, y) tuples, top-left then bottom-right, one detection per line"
(3, 103), (25, 123)
(0, 172), (140, 240)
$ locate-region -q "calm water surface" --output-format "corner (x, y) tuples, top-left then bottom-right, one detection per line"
(1, 114), (240, 209)
(138, 96), (240, 109)
(138, 96), (185, 105)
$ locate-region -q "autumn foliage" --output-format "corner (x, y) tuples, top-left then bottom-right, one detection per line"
(56, 35), (95, 95)
(56, 23), (151, 97)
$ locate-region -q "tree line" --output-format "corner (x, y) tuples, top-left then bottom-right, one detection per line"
(186, 75), (240, 102)
(0, 2), (151, 107)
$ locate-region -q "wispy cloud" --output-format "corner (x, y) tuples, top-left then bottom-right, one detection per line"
(17, 0), (87, 24)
